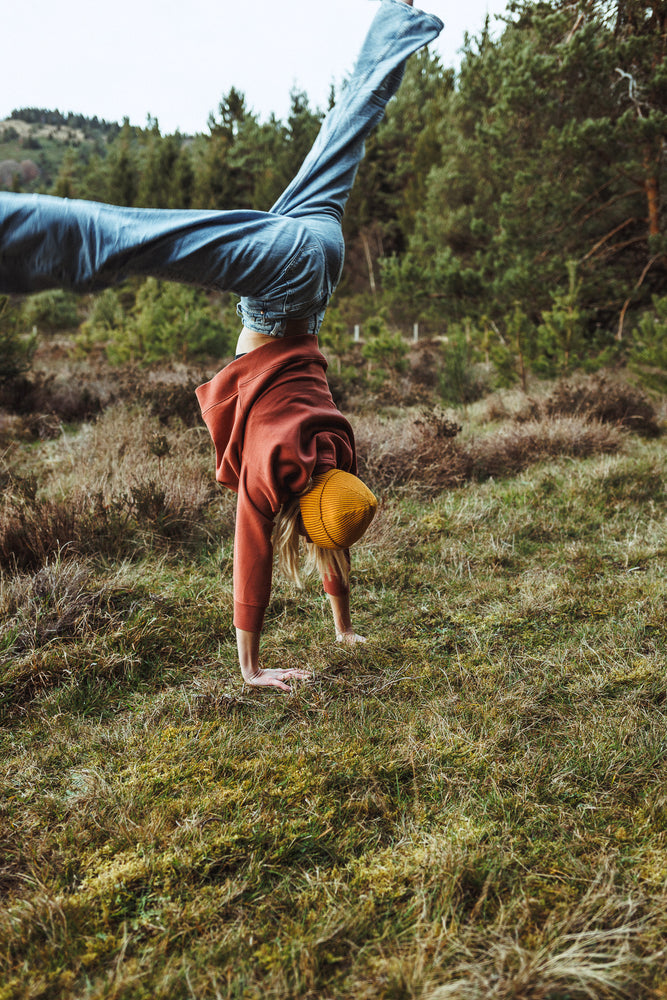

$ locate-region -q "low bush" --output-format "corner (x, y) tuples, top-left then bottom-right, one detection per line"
(0, 373), (106, 432)
(543, 374), (661, 437)
(511, 374), (661, 437)
(20, 289), (80, 334)
(469, 416), (622, 479)
(139, 380), (206, 427)
(0, 296), (37, 385)
(355, 407), (623, 495)
(0, 479), (221, 572)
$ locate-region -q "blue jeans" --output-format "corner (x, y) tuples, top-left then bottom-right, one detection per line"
(0, 1), (442, 335)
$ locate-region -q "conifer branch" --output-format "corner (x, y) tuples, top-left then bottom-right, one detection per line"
(581, 218), (638, 261)
(616, 253), (661, 340)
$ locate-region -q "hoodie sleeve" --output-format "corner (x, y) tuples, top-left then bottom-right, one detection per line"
(232, 472), (276, 633)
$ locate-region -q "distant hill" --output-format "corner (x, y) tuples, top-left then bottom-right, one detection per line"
(0, 109), (118, 192)
(6, 108), (121, 140)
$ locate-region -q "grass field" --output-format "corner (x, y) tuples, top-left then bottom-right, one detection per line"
(1, 373), (666, 999)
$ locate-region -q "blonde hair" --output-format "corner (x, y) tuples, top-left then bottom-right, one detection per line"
(273, 489), (350, 590)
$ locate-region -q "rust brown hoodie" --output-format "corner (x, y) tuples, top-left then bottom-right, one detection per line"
(196, 336), (355, 632)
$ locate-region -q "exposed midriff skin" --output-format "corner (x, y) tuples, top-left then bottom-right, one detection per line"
(235, 326), (278, 355)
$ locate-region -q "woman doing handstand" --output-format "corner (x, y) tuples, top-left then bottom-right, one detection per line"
(0, 0), (443, 690)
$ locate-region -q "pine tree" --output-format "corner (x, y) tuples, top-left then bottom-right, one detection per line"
(385, 0), (666, 357)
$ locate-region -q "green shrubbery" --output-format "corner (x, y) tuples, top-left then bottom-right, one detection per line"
(630, 295), (667, 393)
(0, 296), (37, 385)
(20, 289), (80, 333)
(79, 279), (237, 363)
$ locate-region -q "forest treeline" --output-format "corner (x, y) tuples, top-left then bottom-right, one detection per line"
(2, 0), (666, 388)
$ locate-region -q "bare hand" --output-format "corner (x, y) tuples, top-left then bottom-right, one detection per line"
(243, 666), (311, 692)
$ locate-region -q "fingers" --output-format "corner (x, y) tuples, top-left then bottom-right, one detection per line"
(270, 678), (292, 692)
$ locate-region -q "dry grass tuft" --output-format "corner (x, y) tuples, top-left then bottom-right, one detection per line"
(355, 410), (622, 494)
(1, 556), (113, 653)
(426, 884), (653, 1000)
(0, 495), (81, 571)
(521, 374), (661, 437)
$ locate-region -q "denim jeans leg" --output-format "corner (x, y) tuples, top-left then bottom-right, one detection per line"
(0, 196), (324, 305)
(271, 0), (443, 224)
(240, 0), (443, 331)
(0, 0), (442, 331)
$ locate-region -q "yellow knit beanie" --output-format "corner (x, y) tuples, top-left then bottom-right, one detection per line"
(300, 469), (377, 549)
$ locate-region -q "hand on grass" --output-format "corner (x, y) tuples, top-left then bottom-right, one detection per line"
(237, 628), (310, 691)
(243, 666), (311, 692)
(336, 630), (367, 646)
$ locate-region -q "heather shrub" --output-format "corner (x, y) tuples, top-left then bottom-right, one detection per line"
(543, 374), (660, 437)
(410, 346), (441, 390)
(325, 366), (365, 411)
(354, 408), (623, 495)
(2, 372), (106, 427)
(355, 409), (471, 494)
(469, 417), (622, 479)
(139, 379), (206, 427)
(103, 366), (212, 426)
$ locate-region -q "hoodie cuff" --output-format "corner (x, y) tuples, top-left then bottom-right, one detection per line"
(234, 602), (266, 633)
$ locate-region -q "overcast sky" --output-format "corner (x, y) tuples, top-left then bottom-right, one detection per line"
(3, 0), (510, 135)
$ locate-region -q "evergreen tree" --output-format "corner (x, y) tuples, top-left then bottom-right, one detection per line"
(343, 50), (453, 297)
(280, 89), (322, 182)
(107, 120), (139, 207)
(172, 145), (195, 209)
(385, 0), (666, 359)
(195, 88), (255, 209)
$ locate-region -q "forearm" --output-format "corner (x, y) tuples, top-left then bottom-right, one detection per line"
(236, 628), (262, 681)
(327, 592), (353, 638)
(236, 627), (310, 691)
(327, 592), (367, 648)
